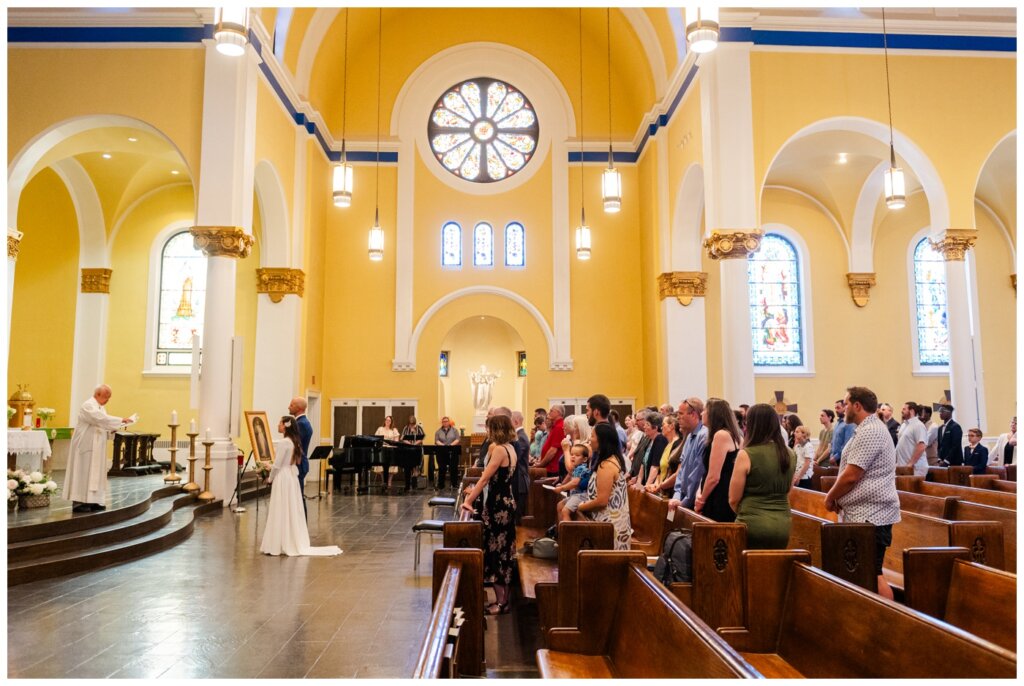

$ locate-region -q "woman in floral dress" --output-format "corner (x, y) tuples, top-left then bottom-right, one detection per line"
(578, 422), (631, 550)
(461, 413), (518, 614)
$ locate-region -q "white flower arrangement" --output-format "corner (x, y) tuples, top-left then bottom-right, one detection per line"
(253, 460), (271, 480)
(36, 407), (56, 422)
(7, 477), (18, 502)
(12, 469), (59, 496)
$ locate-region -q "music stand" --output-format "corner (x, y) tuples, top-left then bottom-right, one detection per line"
(309, 445), (333, 498)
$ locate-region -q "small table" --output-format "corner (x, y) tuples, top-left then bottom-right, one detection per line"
(7, 429), (52, 472)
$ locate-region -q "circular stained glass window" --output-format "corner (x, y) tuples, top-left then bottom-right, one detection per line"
(428, 77), (539, 183)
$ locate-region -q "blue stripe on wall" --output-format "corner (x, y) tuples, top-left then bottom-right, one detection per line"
(8, 25), (213, 43)
(721, 27), (1016, 52)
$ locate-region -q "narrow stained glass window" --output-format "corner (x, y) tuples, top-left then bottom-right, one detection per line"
(913, 237), (950, 366)
(748, 234), (804, 367)
(474, 223), (493, 267)
(505, 222), (525, 267)
(441, 222), (462, 267)
(157, 231), (207, 366)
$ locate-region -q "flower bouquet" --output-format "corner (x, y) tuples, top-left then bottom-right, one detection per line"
(36, 407), (56, 426)
(253, 460), (271, 481)
(7, 470), (21, 511)
(15, 470), (59, 508)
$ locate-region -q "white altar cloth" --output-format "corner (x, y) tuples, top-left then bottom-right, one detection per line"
(7, 429), (51, 472)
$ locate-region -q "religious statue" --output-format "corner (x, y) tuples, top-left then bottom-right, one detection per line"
(469, 365), (501, 412)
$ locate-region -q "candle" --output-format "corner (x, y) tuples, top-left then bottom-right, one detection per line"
(23, 409), (31, 428)
(190, 418), (197, 434)
(171, 410), (178, 425)
(205, 427), (211, 441)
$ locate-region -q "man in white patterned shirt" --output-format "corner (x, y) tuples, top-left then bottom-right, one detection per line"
(824, 386), (901, 600)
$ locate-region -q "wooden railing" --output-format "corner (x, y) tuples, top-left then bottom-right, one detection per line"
(413, 562), (463, 679)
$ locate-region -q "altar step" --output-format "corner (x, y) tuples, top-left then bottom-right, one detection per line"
(7, 493), (222, 586)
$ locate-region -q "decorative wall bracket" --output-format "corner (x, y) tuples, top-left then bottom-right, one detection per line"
(256, 268), (305, 303)
(81, 268), (112, 293)
(929, 228), (977, 261)
(392, 360), (416, 372)
(845, 272), (876, 308)
(190, 226), (253, 258)
(1011, 273), (1016, 292)
(702, 229), (764, 260)
(7, 228), (23, 259)
(657, 271), (708, 306)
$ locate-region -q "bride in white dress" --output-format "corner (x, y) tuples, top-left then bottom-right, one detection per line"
(260, 415), (342, 557)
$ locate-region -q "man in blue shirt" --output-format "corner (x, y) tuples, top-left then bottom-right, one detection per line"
(289, 397), (313, 519)
(830, 397), (855, 464)
(669, 397), (708, 511)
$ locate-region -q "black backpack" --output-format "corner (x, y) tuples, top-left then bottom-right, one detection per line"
(653, 530), (693, 585)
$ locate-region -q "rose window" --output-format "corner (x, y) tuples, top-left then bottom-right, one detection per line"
(428, 78), (539, 183)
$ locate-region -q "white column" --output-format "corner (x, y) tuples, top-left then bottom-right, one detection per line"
(69, 273), (110, 421)
(252, 292), (300, 422)
(934, 230), (981, 432)
(700, 42), (757, 406)
(192, 41), (259, 504)
(662, 297), (708, 402)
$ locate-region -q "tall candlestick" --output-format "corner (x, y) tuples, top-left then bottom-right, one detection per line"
(171, 410), (178, 425)
(190, 418), (197, 434)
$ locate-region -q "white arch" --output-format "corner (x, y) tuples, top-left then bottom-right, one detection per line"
(848, 160), (891, 273)
(50, 158), (108, 268)
(974, 198), (1016, 268)
(973, 129), (1016, 208)
(8, 114), (193, 229)
(761, 116), (950, 244)
(620, 8), (668, 98)
(253, 159), (291, 268)
(762, 184), (852, 269)
(671, 163), (705, 270)
(405, 287), (558, 372)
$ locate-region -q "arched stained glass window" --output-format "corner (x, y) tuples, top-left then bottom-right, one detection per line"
(428, 78), (539, 183)
(156, 231), (207, 366)
(441, 222), (462, 267)
(505, 222), (525, 267)
(474, 223), (493, 267)
(913, 237), (950, 366)
(748, 234), (804, 367)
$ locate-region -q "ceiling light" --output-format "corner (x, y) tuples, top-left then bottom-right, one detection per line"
(214, 6), (249, 57)
(127, 136), (138, 142)
(837, 152), (848, 164)
(880, 9), (905, 211)
(685, 6), (720, 54)
(101, 153), (112, 159)
(333, 8), (354, 209)
(575, 9), (592, 260)
(368, 8), (384, 262)
(602, 8), (622, 214)
(171, 170), (180, 175)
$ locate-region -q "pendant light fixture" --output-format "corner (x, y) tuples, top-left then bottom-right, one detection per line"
(214, 6), (249, 57)
(881, 8), (905, 210)
(685, 5), (719, 54)
(332, 8), (354, 208)
(368, 8), (385, 262)
(575, 9), (591, 260)
(601, 8), (621, 214)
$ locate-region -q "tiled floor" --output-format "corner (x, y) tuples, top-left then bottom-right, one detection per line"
(8, 485), (534, 678)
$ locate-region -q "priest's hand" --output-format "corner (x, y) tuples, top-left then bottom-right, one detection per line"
(122, 417), (134, 424)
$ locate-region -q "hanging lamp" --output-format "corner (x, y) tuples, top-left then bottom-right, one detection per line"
(333, 8), (354, 208)
(685, 5), (719, 54)
(368, 8), (385, 261)
(601, 8), (621, 213)
(214, 6), (249, 56)
(575, 9), (591, 260)
(881, 9), (905, 210)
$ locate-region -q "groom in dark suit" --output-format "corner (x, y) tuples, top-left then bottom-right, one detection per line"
(937, 404), (963, 467)
(290, 397), (313, 519)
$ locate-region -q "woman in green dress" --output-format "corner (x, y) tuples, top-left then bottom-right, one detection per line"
(728, 403), (796, 549)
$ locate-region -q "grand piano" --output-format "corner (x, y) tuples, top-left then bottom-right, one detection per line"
(331, 435), (424, 493)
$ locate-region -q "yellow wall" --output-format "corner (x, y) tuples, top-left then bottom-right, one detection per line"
(301, 141), (327, 402)
(439, 316), (524, 425)
(9, 169), (79, 425)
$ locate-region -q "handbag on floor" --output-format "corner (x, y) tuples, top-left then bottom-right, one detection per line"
(653, 530), (693, 585)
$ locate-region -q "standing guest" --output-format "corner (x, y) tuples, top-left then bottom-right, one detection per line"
(534, 404), (565, 477)
(511, 411), (531, 520)
(880, 403), (900, 447)
(608, 410), (628, 452)
(434, 416), (461, 490)
(734, 410), (746, 433)
(729, 403), (796, 549)
(529, 416), (547, 460)
(783, 414), (803, 449)
(534, 408), (548, 422)
(659, 402), (675, 417)
(631, 412), (666, 488)
(646, 414), (683, 495)
(814, 409), (835, 466)
(920, 405), (940, 465)
(895, 402), (928, 477)
(791, 426), (815, 489)
(963, 429), (989, 474)
(461, 414), (518, 614)
(65, 385), (135, 513)
(695, 398), (742, 522)
(626, 412), (650, 475)
(990, 416), (1016, 466)
(937, 404), (964, 466)
(824, 386), (901, 600)
(397, 415), (426, 493)
(830, 398), (855, 464)
(586, 394), (612, 428)
(577, 422), (631, 550)
(260, 416), (341, 557)
(289, 397), (313, 519)
(623, 413), (642, 457)
(668, 397), (708, 512)
(738, 404), (750, 422)
(561, 415), (592, 480)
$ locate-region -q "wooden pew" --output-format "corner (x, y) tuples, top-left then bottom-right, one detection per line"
(443, 506), (483, 550)
(903, 547), (1017, 653)
(413, 548), (484, 678)
(717, 550), (1017, 678)
(810, 464), (838, 492)
(897, 490), (1017, 569)
(928, 465), (974, 486)
(534, 521), (614, 631)
(668, 522), (748, 629)
(626, 488), (673, 555)
(985, 465), (1008, 480)
(519, 468), (561, 534)
(896, 475), (1017, 510)
(969, 474), (1017, 492)
(536, 551), (763, 679)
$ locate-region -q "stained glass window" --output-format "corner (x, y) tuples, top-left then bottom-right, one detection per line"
(748, 234), (804, 367)
(913, 237), (950, 366)
(505, 222), (525, 267)
(441, 222), (462, 267)
(428, 78), (539, 183)
(156, 231), (206, 366)
(474, 223), (493, 267)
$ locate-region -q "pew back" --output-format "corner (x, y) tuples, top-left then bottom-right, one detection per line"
(951, 499), (1017, 570)
(626, 488), (669, 555)
(903, 477), (1017, 510)
(415, 549), (485, 678)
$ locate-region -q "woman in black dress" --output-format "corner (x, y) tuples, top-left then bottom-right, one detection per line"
(461, 413), (518, 614)
(695, 398), (743, 523)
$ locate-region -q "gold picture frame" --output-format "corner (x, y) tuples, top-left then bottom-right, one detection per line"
(244, 410), (275, 466)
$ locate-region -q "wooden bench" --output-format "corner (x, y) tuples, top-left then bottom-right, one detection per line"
(534, 521), (614, 631)
(519, 468), (561, 533)
(897, 490), (1017, 569)
(625, 488), (676, 555)
(896, 475), (1017, 510)
(810, 464), (838, 492)
(987, 464), (1016, 482)
(903, 547), (1017, 653)
(536, 551), (763, 678)
(968, 474), (1017, 492)
(717, 550), (1017, 678)
(928, 465), (975, 486)
(787, 488), (879, 591)
(412, 549), (484, 678)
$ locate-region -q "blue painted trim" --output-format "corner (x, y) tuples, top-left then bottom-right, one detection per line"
(722, 27), (1016, 52)
(8, 25), (214, 43)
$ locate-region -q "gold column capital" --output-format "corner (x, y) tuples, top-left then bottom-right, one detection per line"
(81, 268), (112, 293)
(190, 226), (253, 258)
(703, 229), (763, 260)
(657, 271), (708, 306)
(8, 228), (23, 259)
(929, 229), (977, 261)
(845, 272), (876, 308)
(1012, 274), (1017, 292)
(256, 268), (305, 303)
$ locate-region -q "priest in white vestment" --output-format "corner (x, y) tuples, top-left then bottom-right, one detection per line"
(64, 384), (134, 513)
